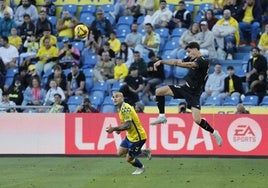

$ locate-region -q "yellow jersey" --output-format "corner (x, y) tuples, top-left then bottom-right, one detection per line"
(119, 102), (147, 142)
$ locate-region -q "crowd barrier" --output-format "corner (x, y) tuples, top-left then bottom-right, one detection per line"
(0, 113), (267, 156)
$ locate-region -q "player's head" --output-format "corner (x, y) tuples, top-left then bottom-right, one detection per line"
(112, 91), (124, 106)
(185, 42), (200, 58)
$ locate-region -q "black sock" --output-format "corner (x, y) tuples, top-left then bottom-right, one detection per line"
(198, 119), (214, 133)
(156, 96), (165, 114)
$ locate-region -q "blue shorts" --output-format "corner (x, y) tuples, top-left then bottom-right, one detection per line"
(120, 137), (146, 157)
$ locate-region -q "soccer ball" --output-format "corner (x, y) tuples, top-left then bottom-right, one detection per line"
(74, 24), (89, 40)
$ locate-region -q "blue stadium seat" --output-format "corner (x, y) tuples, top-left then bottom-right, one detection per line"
(90, 90), (106, 102)
(117, 16), (134, 26)
(111, 81), (124, 94)
(91, 81), (109, 93)
(222, 96), (240, 106)
(80, 13), (95, 26)
(4, 68), (18, 87)
(171, 28), (187, 38)
(63, 69), (71, 77)
(163, 64), (172, 78)
(101, 104), (116, 113)
(185, 3), (195, 13)
(155, 28), (169, 40)
(242, 95), (259, 106)
(163, 40), (179, 51)
(100, 4), (114, 13)
(204, 96), (222, 106)
(82, 53), (98, 68)
(138, 24), (146, 35)
(57, 41), (63, 49)
(116, 25), (131, 37)
(260, 96), (268, 106)
(169, 98), (186, 106)
(67, 95), (83, 112)
(104, 12), (115, 25)
(102, 96), (114, 105)
(173, 66), (188, 79)
(137, 15), (145, 25)
(71, 41), (84, 52)
(41, 69), (53, 88)
(89, 95), (103, 109)
(85, 77), (94, 92)
(80, 4), (97, 14)
(198, 3), (212, 12)
(167, 4), (175, 12)
(62, 4), (78, 17)
(82, 68), (93, 77)
(47, 16), (57, 33)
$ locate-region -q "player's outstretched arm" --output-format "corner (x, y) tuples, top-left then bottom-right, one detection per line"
(106, 121), (131, 133)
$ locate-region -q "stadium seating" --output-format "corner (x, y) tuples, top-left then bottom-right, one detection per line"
(80, 4), (97, 14)
(260, 96), (268, 106)
(100, 104), (116, 113)
(204, 96), (222, 106)
(222, 96), (240, 106)
(198, 3), (212, 12)
(79, 13), (95, 26)
(242, 95), (259, 106)
(91, 81), (109, 97)
(82, 53), (98, 69)
(89, 95), (103, 109)
(62, 4), (78, 17)
(4, 68), (18, 87)
(163, 64), (172, 78)
(71, 41), (85, 52)
(67, 95), (83, 112)
(169, 98), (186, 106)
(173, 66), (188, 79)
(185, 3), (195, 13)
(117, 16), (134, 27)
(100, 4), (114, 13)
(137, 15), (145, 25)
(116, 25), (131, 37)
(171, 28), (187, 38)
(155, 28), (169, 40)
(163, 40), (179, 51)
(104, 12), (115, 25)
(111, 81), (124, 94)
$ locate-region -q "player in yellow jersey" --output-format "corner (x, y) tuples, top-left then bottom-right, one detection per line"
(106, 91), (151, 175)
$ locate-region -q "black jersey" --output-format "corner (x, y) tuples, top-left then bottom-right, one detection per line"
(183, 56), (209, 93)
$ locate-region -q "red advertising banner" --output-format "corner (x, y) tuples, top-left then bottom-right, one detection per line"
(65, 114), (268, 156)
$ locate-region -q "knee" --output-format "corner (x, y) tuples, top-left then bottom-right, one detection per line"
(126, 155), (134, 163)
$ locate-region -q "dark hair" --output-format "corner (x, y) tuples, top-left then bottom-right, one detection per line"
(119, 42), (128, 62)
(145, 23), (153, 29)
(148, 50), (155, 59)
(23, 14), (30, 18)
(1, 36), (8, 43)
(185, 42), (200, 50)
(251, 47), (260, 52)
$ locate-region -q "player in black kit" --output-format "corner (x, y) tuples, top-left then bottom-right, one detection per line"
(150, 42), (222, 146)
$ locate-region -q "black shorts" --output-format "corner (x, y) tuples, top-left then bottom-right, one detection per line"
(169, 84), (201, 110)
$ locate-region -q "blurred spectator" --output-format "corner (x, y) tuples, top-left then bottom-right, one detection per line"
(178, 102), (190, 113)
(21, 77), (46, 111)
(0, 0), (14, 19)
(39, 27), (57, 47)
(223, 0), (243, 21)
(8, 27), (22, 51)
(235, 103), (250, 114)
(83, 28), (102, 55)
(98, 41), (115, 62)
(19, 14), (35, 44)
(40, 0), (56, 16)
(0, 91), (16, 112)
(196, 21), (217, 59)
(91, 8), (113, 39)
(200, 9), (218, 31)
(20, 34), (39, 66)
(211, 0), (228, 15)
(141, 51), (164, 101)
(75, 97), (99, 113)
(246, 72), (267, 104)
(93, 51), (115, 82)
(125, 23), (142, 52)
(129, 51), (147, 78)
(258, 23), (268, 55)
(35, 11), (53, 41)
(111, 0), (127, 22)
(246, 47), (267, 87)
(168, 0), (192, 30)
(135, 101), (144, 113)
(212, 9), (239, 60)
(56, 10), (78, 40)
(30, 37), (59, 73)
(46, 65), (67, 92)
(14, 66), (29, 88)
(0, 10), (16, 37)
(58, 37), (80, 69)
(49, 93), (69, 113)
(237, 0), (262, 47)
(67, 63), (85, 96)
(170, 22), (200, 59)
(24, 65), (40, 87)
(139, 23), (160, 58)
(14, 0), (38, 26)
(44, 80), (65, 105)
(8, 75), (24, 106)
(118, 42), (134, 68)
(107, 56), (129, 85)
(108, 31), (121, 54)
(200, 63), (226, 104)
(145, 0), (172, 29)
(0, 36), (19, 70)
(219, 66), (243, 99)
(126, 0), (155, 18)
(119, 66), (144, 106)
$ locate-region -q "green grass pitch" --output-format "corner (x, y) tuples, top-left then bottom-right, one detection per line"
(0, 156), (267, 188)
